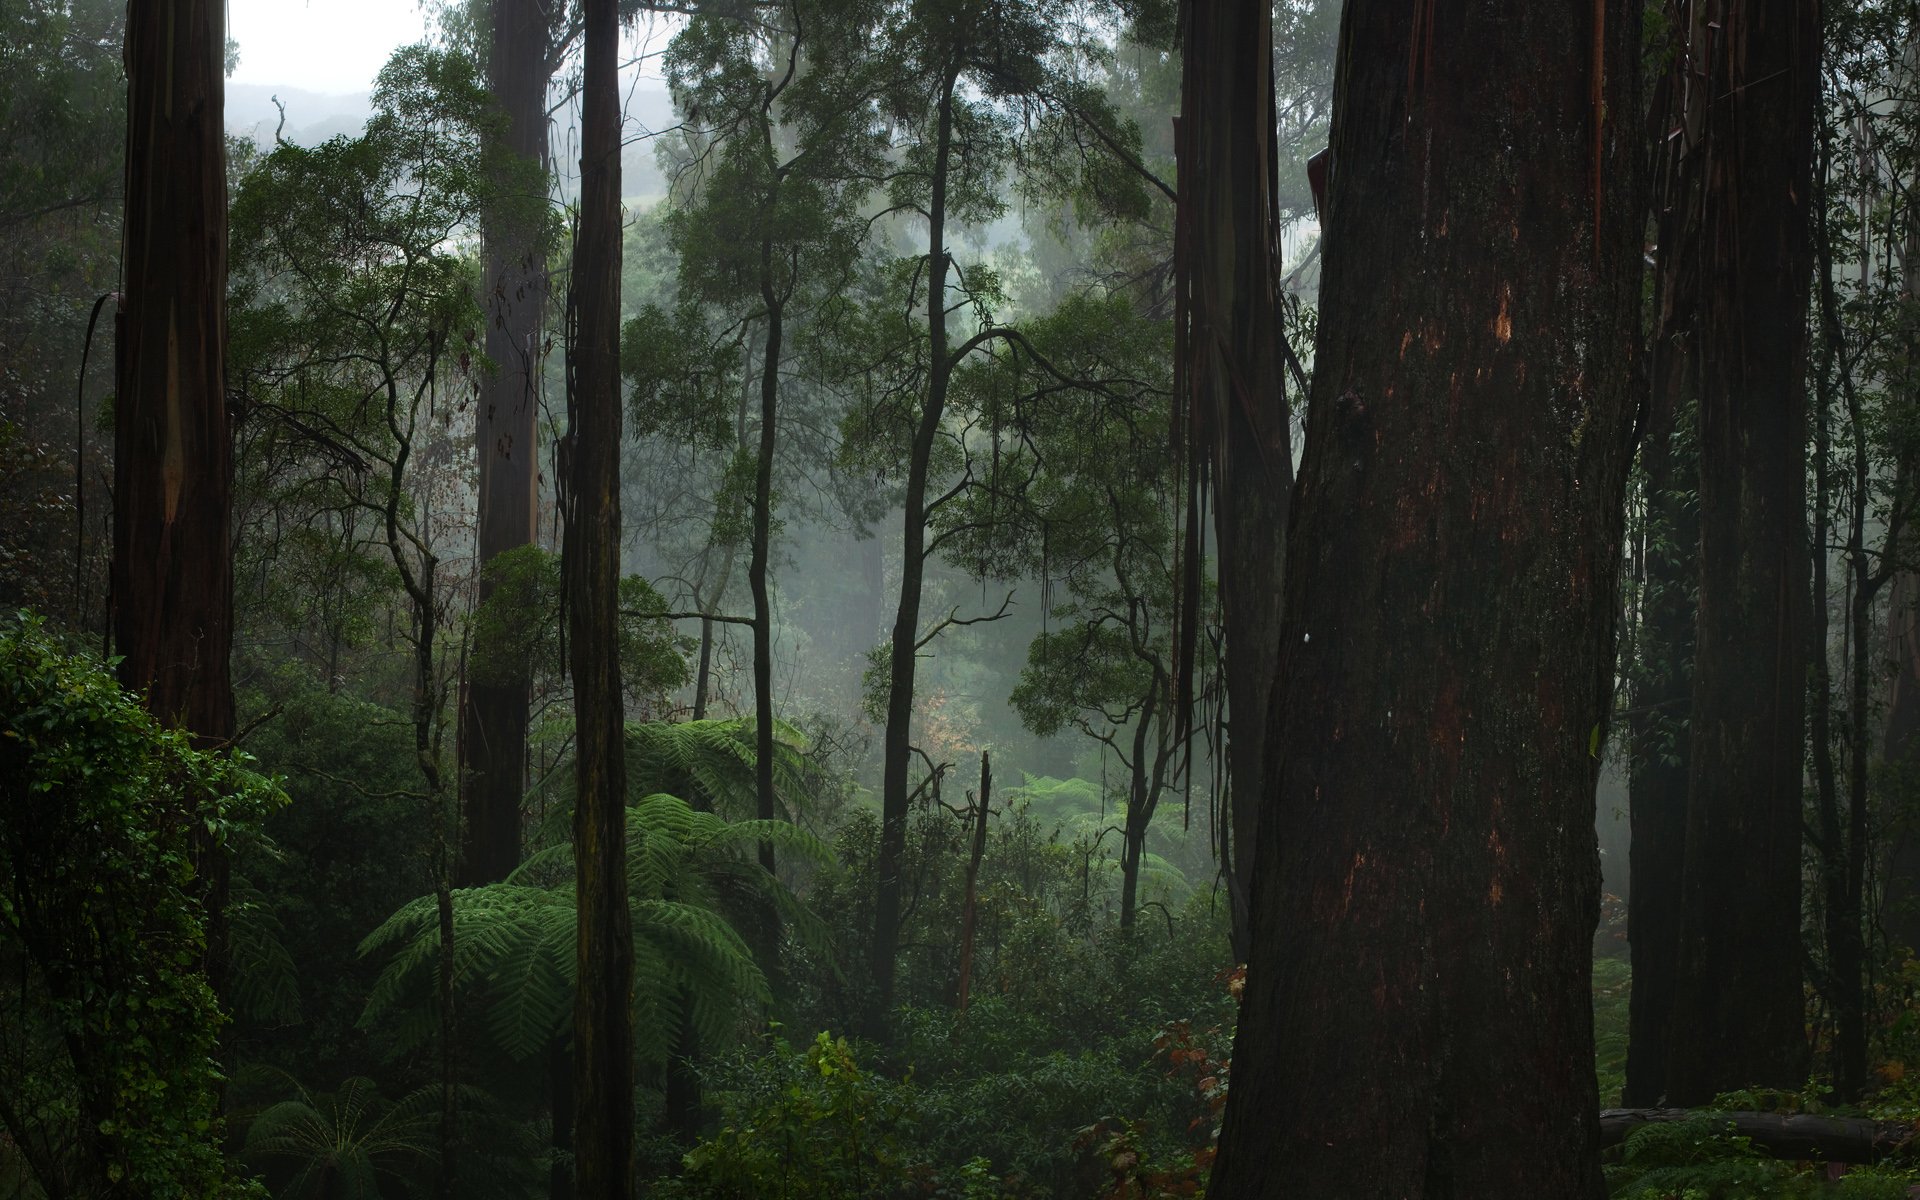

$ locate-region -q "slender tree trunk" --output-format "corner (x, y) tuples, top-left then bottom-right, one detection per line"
(872, 70), (958, 1029)
(956, 750), (991, 1013)
(1664, 0), (1818, 1104)
(1624, 35), (1702, 1103)
(751, 257), (782, 876)
(569, 0), (634, 1193)
(1206, 0), (1644, 1185)
(1818, 119), (1882, 1101)
(1176, 0), (1294, 963)
(459, 0), (550, 889)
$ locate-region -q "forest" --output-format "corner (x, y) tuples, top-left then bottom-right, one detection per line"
(1, 0), (1919, 1194)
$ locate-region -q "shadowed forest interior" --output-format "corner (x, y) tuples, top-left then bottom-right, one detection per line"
(3, 0), (1920, 1195)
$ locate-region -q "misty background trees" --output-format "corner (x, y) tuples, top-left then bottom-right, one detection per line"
(2, 0), (1920, 1195)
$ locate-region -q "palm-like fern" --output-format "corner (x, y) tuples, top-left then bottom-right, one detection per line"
(242, 1075), (435, 1200)
(359, 791), (834, 1066)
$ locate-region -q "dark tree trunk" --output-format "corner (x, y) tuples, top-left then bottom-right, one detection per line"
(114, 3), (232, 735)
(459, 0), (550, 889)
(568, 0), (634, 1194)
(115, 0), (233, 1005)
(1811, 116), (1876, 1105)
(1623, 36), (1702, 1104)
(1206, 0), (1644, 1186)
(872, 70), (958, 1030)
(1176, 0), (1294, 964)
(751, 260), (782, 876)
(955, 751), (991, 1012)
(1663, 0), (1818, 1105)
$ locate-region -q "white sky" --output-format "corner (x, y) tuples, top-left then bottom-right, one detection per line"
(228, 0), (433, 94)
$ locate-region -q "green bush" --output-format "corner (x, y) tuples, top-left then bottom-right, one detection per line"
(0, 612), (279, 1197)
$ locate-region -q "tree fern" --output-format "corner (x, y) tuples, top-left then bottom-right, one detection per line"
(243, 1075), (435, 1200)
(359, 790), (835, 1067)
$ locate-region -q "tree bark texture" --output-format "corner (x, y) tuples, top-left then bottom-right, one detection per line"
(1206, 0), (1644, 1189)
(1176, 0), (1293, 962)
(1664, 0), (1818, 1105)
(115, 0), (231, 746)
(872, 70), (958, 1030)
(1624, 32), (1703, 1104)
(568, 0), (634, 1194)
(751, 262), (781, 877)
(115, 0), (234, 1010)
(459, 0), (551, 888)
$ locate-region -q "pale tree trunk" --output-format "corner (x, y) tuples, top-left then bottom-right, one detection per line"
(459, 0), (549, 889)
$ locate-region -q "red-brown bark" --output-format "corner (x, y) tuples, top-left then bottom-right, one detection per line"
(1206, 0), (1644, 1188)
(114, 0), (232, 747)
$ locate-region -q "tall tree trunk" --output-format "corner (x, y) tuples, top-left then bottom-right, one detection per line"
(569, 0), (634, 1194)
(459, 0), (550, 889)
(1206, 0), (1644, 1185)
(872, 69), (958, 1029)
(1623, 29), (1703, 1103)
(1176, 0), (1294, 964)
(751, 260), (782, 876)
(1663, 0), (1818, 1105)
(115, 0), (233, 1000)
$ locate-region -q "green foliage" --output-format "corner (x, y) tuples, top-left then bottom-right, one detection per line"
(625, 716), (813, 823)
(1602, 1117), (1916, 1199)
(0, 613), (278, 1198)
(242, 1075), (434, 1200)
(360, 789), (833, 1067)
(466, 545), (691, 700)
(669, 1030), (924, 1200)
(1594, 955), (1631, 1105)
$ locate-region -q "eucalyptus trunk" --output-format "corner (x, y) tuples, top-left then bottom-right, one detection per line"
(1176, 0), (1293, 962)
(115, 0), (233, 1014)
(568, 0), (634, 1193)
(459, 0), (550, 889)
(1664, 0), (1818, 1104)
(1206, 0), (1644, 1185)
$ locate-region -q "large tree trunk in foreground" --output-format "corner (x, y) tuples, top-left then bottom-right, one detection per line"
(459, 0), (550, 889)
(1176, 0), (1294, 963)
(115, 0), (231, 745)
(568, 0), (633, 1194)
(1206, 0), (1643, 1188)
(115, 0), (233, 1000)
(1663, 0), (1817, 1106)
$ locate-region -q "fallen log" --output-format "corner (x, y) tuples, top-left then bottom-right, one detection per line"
(1600, 1108), (1918, 1164)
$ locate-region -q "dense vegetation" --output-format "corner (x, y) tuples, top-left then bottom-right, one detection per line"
(1, 0), (1919, 1194)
